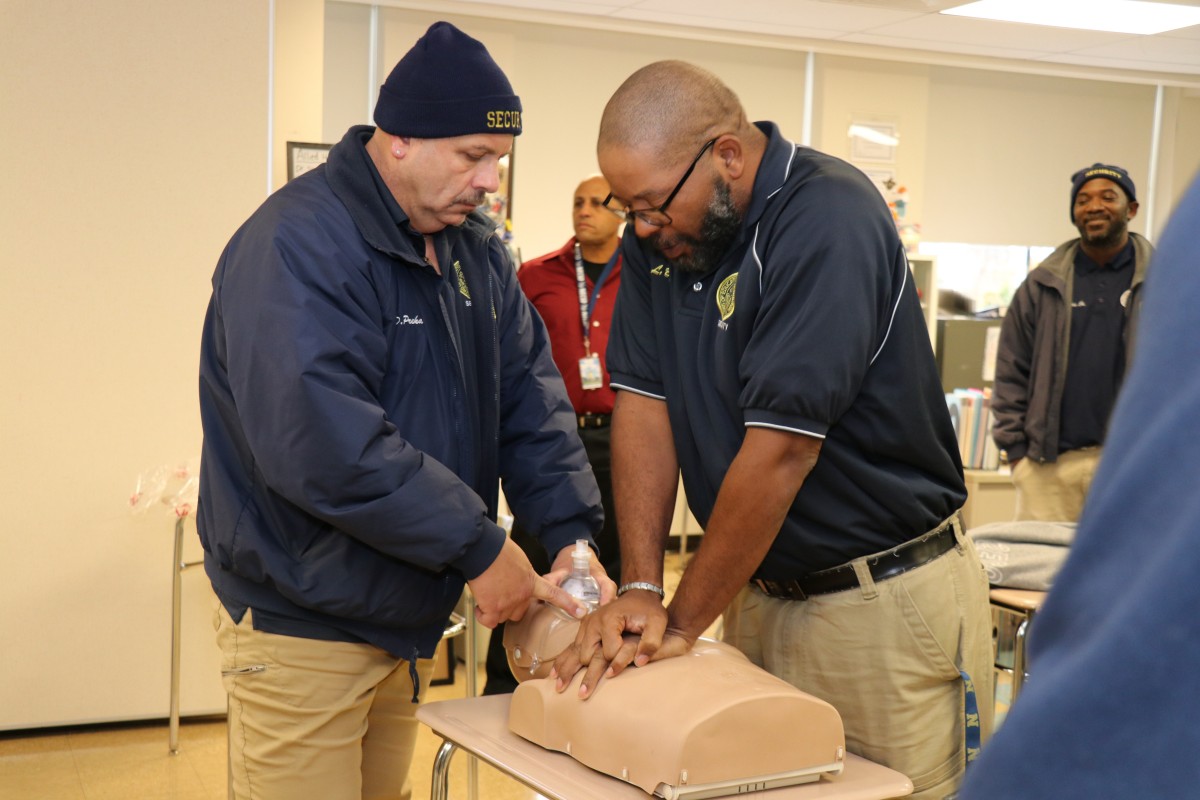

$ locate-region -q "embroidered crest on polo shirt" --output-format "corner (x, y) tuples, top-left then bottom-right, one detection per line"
(716, 272), (738, 330)
(453, 261), (472, 306)
(650, 263), (671, 278)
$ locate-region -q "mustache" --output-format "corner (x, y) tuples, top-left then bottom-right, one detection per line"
(649, 230), (699, 253)
(454, 191), (487, 207)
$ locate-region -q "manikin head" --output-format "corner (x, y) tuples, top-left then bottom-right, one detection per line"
(503, 600), (579, 682)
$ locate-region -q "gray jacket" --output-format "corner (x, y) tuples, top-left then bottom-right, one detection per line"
(991, 232), (1153, 464)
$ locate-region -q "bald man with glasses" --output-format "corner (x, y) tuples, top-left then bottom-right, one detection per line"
(552, 60), (993, 800)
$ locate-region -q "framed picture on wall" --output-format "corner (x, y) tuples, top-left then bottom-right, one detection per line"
(861, 167), (897, 199)
(286, 141), (333, 181)
(848, 121), (898, 163)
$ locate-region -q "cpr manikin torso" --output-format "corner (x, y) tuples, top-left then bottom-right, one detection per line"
(504, 601), (847, 798)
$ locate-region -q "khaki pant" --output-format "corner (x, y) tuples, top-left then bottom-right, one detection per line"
(723, 520), (993, 800)
(215, 605), (436, 800)
(1012, 447), (1101, 522)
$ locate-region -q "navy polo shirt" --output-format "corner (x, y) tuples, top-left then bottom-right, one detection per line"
(1058, 240), (1135, 451)
(606, 122), (966, 578)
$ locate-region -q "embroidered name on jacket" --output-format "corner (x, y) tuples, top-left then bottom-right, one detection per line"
(395, 314), (424, 325)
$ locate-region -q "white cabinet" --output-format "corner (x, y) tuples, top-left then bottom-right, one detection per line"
(962, 468), (1017, 529)
(908, 254), (939, 352)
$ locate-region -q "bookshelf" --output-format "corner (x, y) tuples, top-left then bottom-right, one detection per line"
(908, 254), (938, 352)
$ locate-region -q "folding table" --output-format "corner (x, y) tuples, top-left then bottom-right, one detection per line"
(417, 694), (913, 800)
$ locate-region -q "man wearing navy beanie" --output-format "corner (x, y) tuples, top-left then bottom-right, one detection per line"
(199, 20), (609, 799)
(374, 21), (523, 139)
(993, 163), (1154, 522)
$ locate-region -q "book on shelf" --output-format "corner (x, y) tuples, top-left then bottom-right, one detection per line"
(945, 387), (1001, 470)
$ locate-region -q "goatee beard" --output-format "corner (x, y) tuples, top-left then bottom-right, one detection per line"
(653, 178), (742, 275)
(1081, 218), (1127, 250)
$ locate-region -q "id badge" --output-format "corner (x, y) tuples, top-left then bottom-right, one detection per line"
(579, 355), (604, 390)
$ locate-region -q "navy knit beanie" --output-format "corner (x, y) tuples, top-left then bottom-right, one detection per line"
(1070, 163), (1136, 221)
(374, 21), (522, 138)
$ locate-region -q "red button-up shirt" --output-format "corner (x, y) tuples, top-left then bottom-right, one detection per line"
(518, 237), (622, 415)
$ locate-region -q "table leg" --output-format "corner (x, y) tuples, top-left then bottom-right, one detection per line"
(431, 739), (458, 800)
(169, 517), (184, 755)
(465, 599), (478, 800)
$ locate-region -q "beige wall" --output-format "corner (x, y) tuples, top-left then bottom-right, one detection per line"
(1167, 91), (1200, 216)
(811, 56), (932, 232)
(0, 0), (267, 728)
(275, 0), (327, 189)
(923, 68), (1155, 246)
(323, 0), (374, 140)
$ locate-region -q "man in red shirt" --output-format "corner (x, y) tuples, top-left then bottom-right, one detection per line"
(484, 175), (624, 693)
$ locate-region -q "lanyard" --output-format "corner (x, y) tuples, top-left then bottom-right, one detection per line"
(573, 243), (618, 356)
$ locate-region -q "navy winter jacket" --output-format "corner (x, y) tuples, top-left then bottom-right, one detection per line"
(197, 126), (601, 660)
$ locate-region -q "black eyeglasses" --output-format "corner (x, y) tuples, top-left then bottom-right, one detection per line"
(603, 137), (718, 228)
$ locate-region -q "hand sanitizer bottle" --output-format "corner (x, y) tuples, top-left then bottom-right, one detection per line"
(558, 539), (600, 617)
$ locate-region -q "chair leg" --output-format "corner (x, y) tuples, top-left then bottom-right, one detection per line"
(1011, 616), (1030, 702)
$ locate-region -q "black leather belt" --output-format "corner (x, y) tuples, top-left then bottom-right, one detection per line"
(752, 522), (959, 601)
(578, 413), (611, 429)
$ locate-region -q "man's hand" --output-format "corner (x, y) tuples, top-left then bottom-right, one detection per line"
(550, 588), (695, 698)
(544, 543), (619, 604)
(468, 537), (588, 628)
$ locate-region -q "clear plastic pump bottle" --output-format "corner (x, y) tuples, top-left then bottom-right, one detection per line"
(557, 539), (600, 617)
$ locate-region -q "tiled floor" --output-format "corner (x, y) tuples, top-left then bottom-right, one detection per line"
(0, 666), (540, 800)
(0, 717), (227, 800)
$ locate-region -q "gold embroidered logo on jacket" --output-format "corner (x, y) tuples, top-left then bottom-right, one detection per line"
(453, 261), (472, 305)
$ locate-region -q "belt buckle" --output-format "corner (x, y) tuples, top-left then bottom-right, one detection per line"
(754, 578), (806, 601)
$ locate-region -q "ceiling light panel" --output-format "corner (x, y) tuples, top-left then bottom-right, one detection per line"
(942, 0), (1200, 36)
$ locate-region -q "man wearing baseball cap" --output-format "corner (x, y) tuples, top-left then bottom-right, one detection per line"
(992, 163), (1155, 522)
(198, 21), (610, 798)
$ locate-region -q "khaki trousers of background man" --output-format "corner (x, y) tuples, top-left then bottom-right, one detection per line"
(723, 519), (994, 800)
(1012, 447), (1102, 522)
(215, 605), (435, 800)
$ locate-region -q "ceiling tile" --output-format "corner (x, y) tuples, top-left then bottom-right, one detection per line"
(438, 0), (1200, 76)
(623, 0), (924, 33)
(1068, 35), (1200, 66)
(616, 8), (865, 39)
(864, 14), (1136, 53)
(840, 32), (1049, 62)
